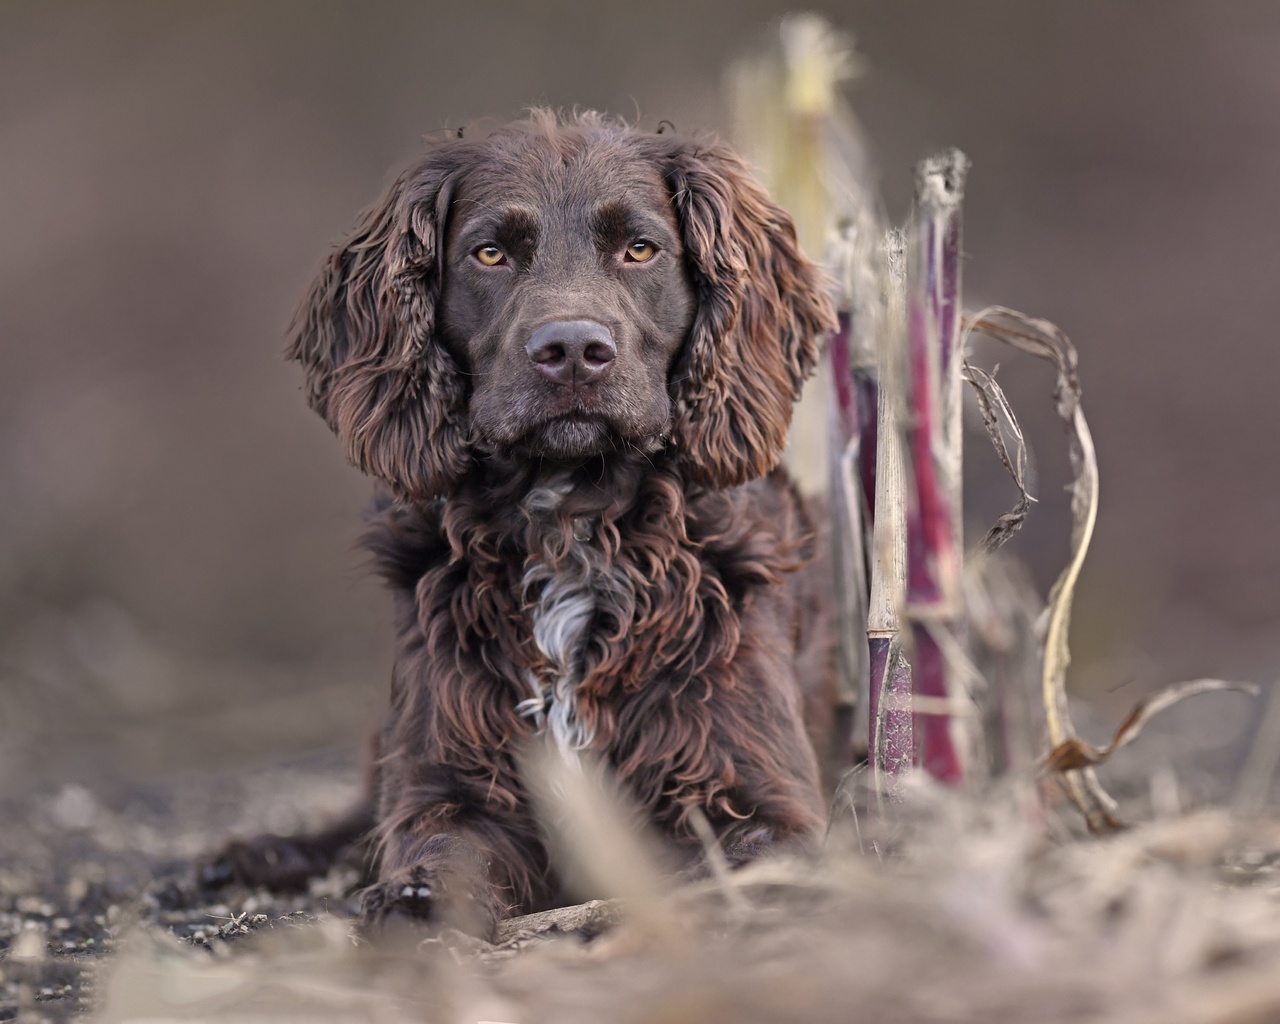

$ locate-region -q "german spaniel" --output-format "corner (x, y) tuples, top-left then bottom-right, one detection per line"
(205, 111), (838, 937)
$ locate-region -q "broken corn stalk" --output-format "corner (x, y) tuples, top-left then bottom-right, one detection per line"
(867, 231), (911, 792)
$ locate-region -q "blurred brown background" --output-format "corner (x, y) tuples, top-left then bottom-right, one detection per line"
(3, 0), (1278, 795)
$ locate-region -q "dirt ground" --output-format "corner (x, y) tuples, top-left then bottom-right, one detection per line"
(4, 736), (1280, 1024)
(0, 753), (365, 1021)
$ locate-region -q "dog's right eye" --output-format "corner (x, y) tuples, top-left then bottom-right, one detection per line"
(475, 245), (507, 267)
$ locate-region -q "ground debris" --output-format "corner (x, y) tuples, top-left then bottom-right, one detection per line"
(4, 757), (1280, 1023)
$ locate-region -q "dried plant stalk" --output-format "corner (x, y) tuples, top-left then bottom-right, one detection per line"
(1042, 678), (1261, 773)
(727, 13), (867, 496)
(962, 306), (1121, 829)
(964, 309), (1263, 826)
(729, 15), (882, 770)
(867, 231), (911, 791)
(901, 151), (970, 784)
(827, 184), (886, 757)
(869, 636), (914, 805)
(827, 310), (871, 765)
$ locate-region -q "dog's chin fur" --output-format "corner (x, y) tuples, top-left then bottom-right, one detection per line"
(510, 417), (665, 462)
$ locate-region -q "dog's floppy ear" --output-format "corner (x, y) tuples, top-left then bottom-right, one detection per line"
(661, 139), (837, 488)
(287, 152), (469, 501)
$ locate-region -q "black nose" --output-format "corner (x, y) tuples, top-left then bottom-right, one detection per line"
(526, 320), (617, 386)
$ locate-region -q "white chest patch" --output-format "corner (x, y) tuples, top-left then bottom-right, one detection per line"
(517, 473), (630, 758)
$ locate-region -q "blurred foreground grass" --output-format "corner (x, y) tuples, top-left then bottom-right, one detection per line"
(5, 755), (1280, 1023)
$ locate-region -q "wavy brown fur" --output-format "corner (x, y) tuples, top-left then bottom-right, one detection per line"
(208, 111), (838, 936)
(365, 455), (828, 913)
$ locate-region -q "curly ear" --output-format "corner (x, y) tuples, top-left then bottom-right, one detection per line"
(662, 141), (837, 488)
(287, 155), (469, 501)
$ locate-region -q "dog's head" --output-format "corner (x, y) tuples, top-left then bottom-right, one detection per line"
(289, 110), (835, 500)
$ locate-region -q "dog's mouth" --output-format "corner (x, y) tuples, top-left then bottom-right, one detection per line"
(521, 412), (619, 459)
(513, 408), (666, 461)
(470, 372), (672, 462)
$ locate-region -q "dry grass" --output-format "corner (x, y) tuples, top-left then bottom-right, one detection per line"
(73, 781), (1280, 1024)
(4, 745), (1277, 1023)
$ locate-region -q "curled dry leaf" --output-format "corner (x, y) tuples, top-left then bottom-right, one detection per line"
(1041, 679), (1261, 774)
(962, 360), (1036, 553)
(962, 306), (1121, 831)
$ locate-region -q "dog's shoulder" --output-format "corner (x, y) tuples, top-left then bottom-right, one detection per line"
(678, 468), (818, 603)
(691, 467), (814, 544)
(739, 467), (817, 537)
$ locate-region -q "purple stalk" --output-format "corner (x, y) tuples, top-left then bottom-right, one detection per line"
(829, 310), (879, 534)
(903, 151), (969, 785)
(826, 222), (883, 768)
(827, 308), (868, 766)
(869, 635), (913, 788)
(829, 311), (859, 440)
(904, 312), (962, 783)
(854, 371), (878, 528)
(904, 293), (955, 605)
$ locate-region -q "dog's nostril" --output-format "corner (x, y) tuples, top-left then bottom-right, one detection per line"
(530, 341), (567, 366)
(526, 320), (617, 384)
(582, 341), (616, 367)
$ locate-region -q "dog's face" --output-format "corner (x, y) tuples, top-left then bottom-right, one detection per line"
(288, 111), (835, 500)
(438, 143), (695, 462)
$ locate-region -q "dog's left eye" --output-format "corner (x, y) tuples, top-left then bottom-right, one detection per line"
(475, 245), (507, 267)
(624, 240), (656, 263)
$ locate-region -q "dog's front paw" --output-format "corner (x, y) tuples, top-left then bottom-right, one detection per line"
(359, 859), (497, 939)
(360, 867), (440, 924)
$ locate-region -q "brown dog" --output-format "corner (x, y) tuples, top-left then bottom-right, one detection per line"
(205, 110), (838, 937)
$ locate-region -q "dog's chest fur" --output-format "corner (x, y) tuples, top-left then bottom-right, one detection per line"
(516, 471), (632, 756)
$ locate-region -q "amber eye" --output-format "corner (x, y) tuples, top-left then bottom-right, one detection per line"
(475, 245), (506, 266)
(625, 240), (656, 263)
